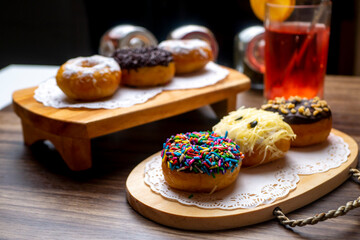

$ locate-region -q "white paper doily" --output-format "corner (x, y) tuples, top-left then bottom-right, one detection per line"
(144, 133), (350, 210)
(34, 62), (228, 109)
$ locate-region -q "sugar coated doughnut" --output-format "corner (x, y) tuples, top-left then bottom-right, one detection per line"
(113, 47), (175, 87)
(261, 96), (332, 147)
(213, 107), (295, 167)
(158, 39), (213, 74)
(56, 55), (121, 100)
(161, 131), (244, 193)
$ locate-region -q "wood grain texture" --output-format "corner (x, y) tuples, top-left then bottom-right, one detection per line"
(12, 68), (250, 139)
(126, 129), (358, 230)
(12, 67), (249, 170)
(0, 75), (359, 239)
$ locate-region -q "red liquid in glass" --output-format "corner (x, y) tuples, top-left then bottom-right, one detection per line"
(264, 22), (330, 100)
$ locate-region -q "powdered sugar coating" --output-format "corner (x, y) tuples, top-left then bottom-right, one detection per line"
(62, 55), (120, 78)
(158, 39), (211, 58)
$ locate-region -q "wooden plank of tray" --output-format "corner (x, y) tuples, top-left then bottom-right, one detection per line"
(126, 129), (358, 231)
(12, 67), (250, 170)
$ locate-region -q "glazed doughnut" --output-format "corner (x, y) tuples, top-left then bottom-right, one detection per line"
(56, 55), (121, 100)
(158, 39), (213, 74)
(161, 131), (244, 193)
(261, 96), (332, 147)
(113, 47), (175, 87)
(167, 24), (219, 60)
(213, 107), (295, 167)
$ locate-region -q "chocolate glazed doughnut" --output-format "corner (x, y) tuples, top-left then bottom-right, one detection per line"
(113, 47), (175, 87)
(262, 96), (332, 147)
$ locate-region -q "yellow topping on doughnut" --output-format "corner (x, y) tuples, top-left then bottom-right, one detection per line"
(213, 107), (295, 161)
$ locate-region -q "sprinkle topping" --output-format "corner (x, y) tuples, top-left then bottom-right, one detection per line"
(161, 131), (244, 176)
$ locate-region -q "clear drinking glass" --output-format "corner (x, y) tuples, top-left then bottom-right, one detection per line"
(264, 0), (332, 100)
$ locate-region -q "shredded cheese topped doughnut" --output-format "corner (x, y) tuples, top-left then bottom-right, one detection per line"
(213, 107), (295, 162)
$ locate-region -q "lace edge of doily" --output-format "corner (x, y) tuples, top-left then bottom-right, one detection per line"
(33, 79), (164, 109)
(143, 134), (351, 210)
(143, 155), (300, 210)
(33, 62), (229, 110)
(294, 133), (351, 175)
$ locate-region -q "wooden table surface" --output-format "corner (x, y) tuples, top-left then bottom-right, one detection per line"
(1, 75), (359, 239)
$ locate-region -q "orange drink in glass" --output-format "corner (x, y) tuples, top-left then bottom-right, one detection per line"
(263, 1), (332, 100)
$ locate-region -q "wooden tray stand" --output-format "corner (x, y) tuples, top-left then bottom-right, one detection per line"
(12, 68), (250, 171)
(126, 129), (359, 230)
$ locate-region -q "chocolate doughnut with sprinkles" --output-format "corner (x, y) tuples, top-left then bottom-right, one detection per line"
(161, 131), (244, 193)
(113, 46), (175, 87)
(261, 96), (332, 147)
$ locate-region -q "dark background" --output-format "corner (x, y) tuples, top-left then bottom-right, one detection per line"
(0, 0), (358, 75)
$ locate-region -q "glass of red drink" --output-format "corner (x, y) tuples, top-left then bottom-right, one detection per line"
(264, 1), (332, 100)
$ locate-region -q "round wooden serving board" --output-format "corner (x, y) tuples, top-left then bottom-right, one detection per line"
(126, 129), (358, 230)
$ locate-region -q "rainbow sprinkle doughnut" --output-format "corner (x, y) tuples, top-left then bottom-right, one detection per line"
(161, 131), (244, 177)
